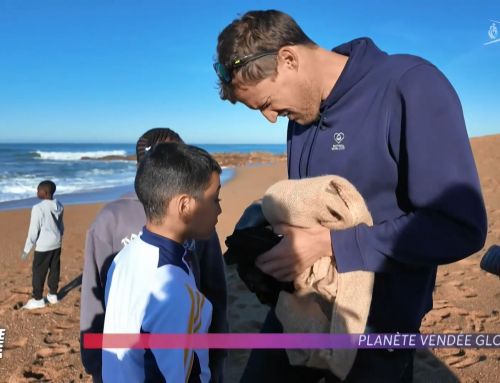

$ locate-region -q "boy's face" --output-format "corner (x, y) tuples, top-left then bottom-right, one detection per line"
(37, 187), (47, 199)
(186, 171), (222, 240)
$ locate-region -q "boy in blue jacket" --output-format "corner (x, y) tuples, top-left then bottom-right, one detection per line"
(102, 142), (222, 383)
(80, 128), (228, 383)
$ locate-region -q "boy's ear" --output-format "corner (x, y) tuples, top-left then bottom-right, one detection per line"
(177, 194), (194, 223)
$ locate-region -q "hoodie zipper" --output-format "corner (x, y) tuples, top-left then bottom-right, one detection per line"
(298, 125), (315, 179)
(299, 110), (327, 178)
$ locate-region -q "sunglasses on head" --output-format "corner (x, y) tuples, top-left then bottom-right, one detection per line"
(213, 51), (278, 84)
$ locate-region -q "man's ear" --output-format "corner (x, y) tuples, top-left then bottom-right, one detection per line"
(277, 46), (299, 72)
(136, 162), (140, 169)
(177, 194), (194, 223)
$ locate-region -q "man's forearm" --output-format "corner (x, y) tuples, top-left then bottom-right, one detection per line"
(332, 204), (487, 273)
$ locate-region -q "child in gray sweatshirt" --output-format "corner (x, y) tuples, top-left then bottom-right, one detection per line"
(80, 128), (229, 383)
(22, 180), (64, 310)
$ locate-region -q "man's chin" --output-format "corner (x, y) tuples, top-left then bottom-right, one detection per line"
(294, 116), (316, 126)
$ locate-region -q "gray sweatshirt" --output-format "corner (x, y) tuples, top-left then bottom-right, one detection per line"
(80, 192), (229, 382)
(24, 199), (64, 254)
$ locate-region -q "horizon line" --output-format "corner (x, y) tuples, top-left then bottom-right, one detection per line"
(0, 142), (287, 145)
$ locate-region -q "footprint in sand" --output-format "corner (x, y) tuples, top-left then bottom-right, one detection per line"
(432, 300), (453, 310)
(11, 286), (32, 295)
(238, 320), (263, 332)
(61, 339), (81, 353)
(465, 316), (486, 332)
(35, 344), (71, 359)
(470, 310), (490, 318)
(446, 281), (479, 298)
(486, 316), (500, 324)
(439, 348), (464, 358)
(3, 337), (28, 350)
(437, 269), (449, 278)
(452, 356), (483, 369)
(227, 294), (238, 305)
(236, 282), (249, 291)
(446, 281), (463, 288)
(44, 331), (64, 345)
(53, 308), (72, 316)
(421, 304), (470, 332)
(461, 288), (478, 298)
(55, 323), (74, 330)
(26, 307), (53, 315)
(20, 366), (60, 382)
(464, 276), (479, 281)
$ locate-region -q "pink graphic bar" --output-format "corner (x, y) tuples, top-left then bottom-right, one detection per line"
(83, 333), (359, 349)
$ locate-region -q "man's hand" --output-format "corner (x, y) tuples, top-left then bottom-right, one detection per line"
(255, 225), (334, 282)
(21, 252), (28, 261)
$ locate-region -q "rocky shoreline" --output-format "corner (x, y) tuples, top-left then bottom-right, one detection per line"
(81, 151), (288, 168)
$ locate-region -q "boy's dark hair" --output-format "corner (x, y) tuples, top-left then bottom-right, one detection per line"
(135, 142), (222, 224)
(136, 128), (184, 163)
(215, 10), (316, 103)
(38, 180), (56, 196)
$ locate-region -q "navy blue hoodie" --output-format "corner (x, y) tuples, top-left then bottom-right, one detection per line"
(287, 38), (487, 333)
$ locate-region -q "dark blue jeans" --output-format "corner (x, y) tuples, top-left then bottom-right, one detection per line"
(240, 309), (415, 383)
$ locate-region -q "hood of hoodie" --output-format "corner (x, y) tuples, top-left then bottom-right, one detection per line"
(41, 199), (64, 218)
(320, 37), (389, 111)
(117, 191), (139, 201)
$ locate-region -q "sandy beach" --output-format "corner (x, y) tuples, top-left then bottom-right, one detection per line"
(1, 135), (500, 382)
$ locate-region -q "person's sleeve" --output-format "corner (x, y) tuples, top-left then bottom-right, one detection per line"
(141, 280), (207, 382)
(80, 224), (115, 375)
(23, 206), (42, 254)
(332, 63), (488, 273)
(199, 230), (228, 382)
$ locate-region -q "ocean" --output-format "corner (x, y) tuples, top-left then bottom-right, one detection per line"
(0, 143), (286, 211)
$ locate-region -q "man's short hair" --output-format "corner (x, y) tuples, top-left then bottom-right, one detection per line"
(136, 128), (184, 163)
(38, 180), (56, 196)
(135, 142), (222, 224)
(215, 10), (316, 103)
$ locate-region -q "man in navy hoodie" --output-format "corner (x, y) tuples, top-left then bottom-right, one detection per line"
(213, 10), (487, 383)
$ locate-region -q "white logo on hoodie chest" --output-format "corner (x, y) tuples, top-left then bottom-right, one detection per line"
(332, 132), (345, 150)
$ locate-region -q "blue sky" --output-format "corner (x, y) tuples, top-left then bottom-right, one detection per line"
(0, 0), (499, 144)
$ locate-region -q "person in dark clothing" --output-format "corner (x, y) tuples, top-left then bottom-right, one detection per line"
(213, 10), (487, 382)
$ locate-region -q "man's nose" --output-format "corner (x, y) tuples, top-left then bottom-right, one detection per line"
(261, 110), (277, 123)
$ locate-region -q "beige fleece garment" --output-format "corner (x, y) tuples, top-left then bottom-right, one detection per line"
(261, 175), (374, 381)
